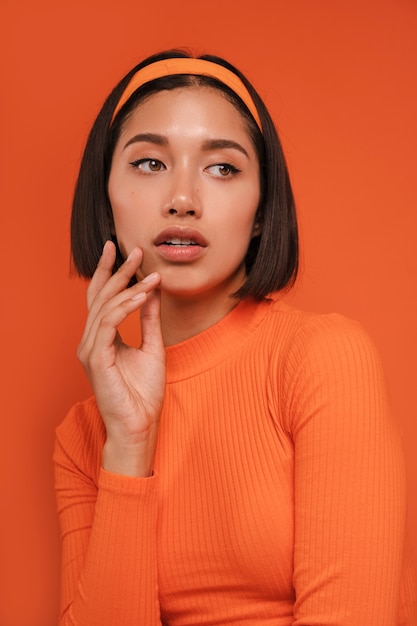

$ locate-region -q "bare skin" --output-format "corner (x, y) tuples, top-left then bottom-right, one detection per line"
(77, 86), (261, 478)
(77, 242), (165, 477)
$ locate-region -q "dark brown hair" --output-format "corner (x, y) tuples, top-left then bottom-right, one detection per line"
(71, 49), (298, 299)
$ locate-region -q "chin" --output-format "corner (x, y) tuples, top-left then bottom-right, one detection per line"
(160, 279), (240, 303)
(160, 283), (209, 299)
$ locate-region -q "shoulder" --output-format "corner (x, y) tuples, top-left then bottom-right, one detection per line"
(270, 302), (392, 439)
(54, 396), (105, 483)
(264, 293), (379, 365)
(263, 295), (388, 416)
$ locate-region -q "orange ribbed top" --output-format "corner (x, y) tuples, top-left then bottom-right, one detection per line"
(54, 295), (416, 625)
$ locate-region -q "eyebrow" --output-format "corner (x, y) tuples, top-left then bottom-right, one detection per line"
(124, 133), (168, 149)
(201, 139), (249, 158)
(123, 134), (249, 158)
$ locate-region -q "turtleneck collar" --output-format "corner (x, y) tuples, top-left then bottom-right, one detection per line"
(165, 296), (274, 382)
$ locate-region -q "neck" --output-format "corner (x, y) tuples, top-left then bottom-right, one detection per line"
(160, 290), (241, 346)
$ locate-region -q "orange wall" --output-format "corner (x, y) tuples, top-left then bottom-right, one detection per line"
(1, 1), (416, 623)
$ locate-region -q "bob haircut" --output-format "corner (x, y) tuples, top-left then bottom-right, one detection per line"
(71, 49), (298, 300)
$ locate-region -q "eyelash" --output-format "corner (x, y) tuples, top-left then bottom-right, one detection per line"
(129, 158), (241, 178)
(129, 158), (164, 172)
(208, 163), (241, 177)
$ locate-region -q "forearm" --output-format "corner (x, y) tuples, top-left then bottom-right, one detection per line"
(285, 314), (408, 623)
(58, 469), (161, 626)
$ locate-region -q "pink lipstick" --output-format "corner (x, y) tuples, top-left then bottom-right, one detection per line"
(154, 227), (208, 262)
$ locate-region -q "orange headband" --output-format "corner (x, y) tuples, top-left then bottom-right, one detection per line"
(111, 58), (262, 131)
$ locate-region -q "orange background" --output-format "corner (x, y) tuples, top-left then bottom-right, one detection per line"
(1, 1), (416, 623)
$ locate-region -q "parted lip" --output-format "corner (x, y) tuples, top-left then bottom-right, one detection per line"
(154, 226), (208, 247)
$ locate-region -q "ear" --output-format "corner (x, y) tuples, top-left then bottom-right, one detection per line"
(251, 219), (263, 238)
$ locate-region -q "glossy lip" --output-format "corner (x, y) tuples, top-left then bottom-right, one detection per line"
(154, 226), (208, 263)
(154, 226), (208, 247)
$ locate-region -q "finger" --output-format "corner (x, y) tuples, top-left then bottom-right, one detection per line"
(93, 271), (161, 331)
(89, 272), (160, 362)
(86, 240), (116, 308)
(140, 288), (164, 354)
(83, 245), (143, 342)
(80, 291), (148, 372)
(79, 272), (161, 365)
(87, 245), (143, 311)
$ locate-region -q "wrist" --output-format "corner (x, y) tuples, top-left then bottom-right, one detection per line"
(102, 432), (158, 478)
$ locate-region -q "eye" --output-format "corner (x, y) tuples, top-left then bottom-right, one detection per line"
(206, 163), (241, 178)
(129, 158), (165, 173)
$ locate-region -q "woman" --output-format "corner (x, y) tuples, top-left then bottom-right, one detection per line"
(54, 49), (416, 624)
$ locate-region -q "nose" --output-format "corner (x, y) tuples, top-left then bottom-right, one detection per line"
(163, 168), (201, 217)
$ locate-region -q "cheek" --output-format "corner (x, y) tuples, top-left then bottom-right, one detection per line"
(108, 166), (140, 214)
(217, 206), (260, 259)
(233, 187), (261, 234)
(109, 180), (139, 232)
(108, 194), (137, 257)
(109, 179), (134, 213)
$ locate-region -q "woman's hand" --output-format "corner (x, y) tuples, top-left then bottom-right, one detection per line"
(77, 240), (165, 477)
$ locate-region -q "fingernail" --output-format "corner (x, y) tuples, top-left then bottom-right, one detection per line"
(142, 272), (159, 283)
(131, 292), (146, 302)
(126, 248), (137, 261)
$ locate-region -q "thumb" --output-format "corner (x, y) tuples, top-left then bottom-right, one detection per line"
(140, 289), (164, 352)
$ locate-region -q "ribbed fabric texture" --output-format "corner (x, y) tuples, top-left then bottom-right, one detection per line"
(54, 295), (417, 625)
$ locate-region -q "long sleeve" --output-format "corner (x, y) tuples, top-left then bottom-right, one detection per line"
(54, 298), (416, 625)
(54, 399), (162, 625)
(281, 314), (412, 624)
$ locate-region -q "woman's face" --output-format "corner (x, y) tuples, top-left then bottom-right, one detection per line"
(108, 86), (261, 300)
